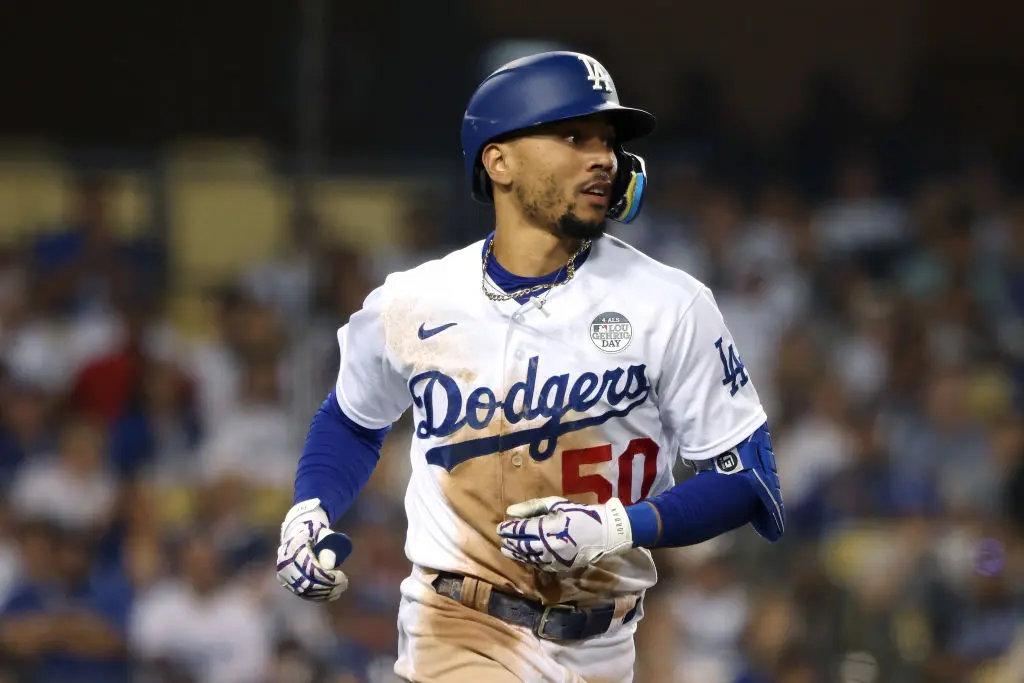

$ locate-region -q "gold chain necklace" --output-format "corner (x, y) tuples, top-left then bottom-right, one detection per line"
(481, 237), (591, 302)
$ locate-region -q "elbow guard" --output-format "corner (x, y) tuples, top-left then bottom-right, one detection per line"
(688, 422), (785, 542)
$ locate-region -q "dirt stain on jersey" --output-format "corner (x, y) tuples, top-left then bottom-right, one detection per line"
(400, 570), (535, 682)
(436, 414), (653, 607)
(381, 296), (479, 385)
(435, 408), (550, 600)
(401, 569), (631, 682)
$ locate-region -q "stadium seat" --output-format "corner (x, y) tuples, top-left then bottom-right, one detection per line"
(312, 177), (412, 251)
(104, 169), (153, 237)
(0, 145), (71, 243)
(163, 140), (291, 337)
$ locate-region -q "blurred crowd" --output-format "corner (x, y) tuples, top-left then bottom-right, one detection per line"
(0, 173), (410, 683)
(628, 154), (1024, 683)
(1, 107), (1023, 683)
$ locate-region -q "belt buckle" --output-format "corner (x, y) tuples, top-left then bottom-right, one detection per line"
(536, 604), (575, 641)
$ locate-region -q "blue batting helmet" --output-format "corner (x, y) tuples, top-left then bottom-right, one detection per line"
(461, 51), (656, 224)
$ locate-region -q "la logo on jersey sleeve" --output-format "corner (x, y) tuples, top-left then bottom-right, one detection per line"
(715, 336), (749, 396)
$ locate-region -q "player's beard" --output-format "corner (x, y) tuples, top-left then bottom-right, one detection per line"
(555, 209), (606, 240)
(516, 181), (607, 240)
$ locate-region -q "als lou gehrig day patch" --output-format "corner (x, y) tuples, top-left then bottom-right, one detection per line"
(590, 312), (632, 354)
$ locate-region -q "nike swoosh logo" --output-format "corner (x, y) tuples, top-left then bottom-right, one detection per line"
(418, 322), (458, 340)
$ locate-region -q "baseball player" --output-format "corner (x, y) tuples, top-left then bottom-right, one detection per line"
(276, 51), (785, 683)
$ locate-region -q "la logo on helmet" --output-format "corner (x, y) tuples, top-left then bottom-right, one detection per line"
(578, 55), (615, 94)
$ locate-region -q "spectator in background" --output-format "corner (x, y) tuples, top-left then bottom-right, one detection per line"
(607, 160), (705, 278)
(738, 181), (813, 281)
(735, 595), (805, 683)
(367, 191), (454, 287)
(794, 410), (940, 539)
(288, 245), (376, 421)
(926, 274), (998, 369)
(0, 521), (131, 683)
(8, 417), (118, 536)
(1, 278), (120, 397)
(0, 250), (29, 368)
(783, 547), (863, 677)
(267, 639), (329, 683)
(889, 368), (996, 517)
(670, 550), (751, 683)
(28, 173), (162, 320)
(198, 353), (298, 490)
(189, 288), (298, 446)
(327, 589), (405, 683)
(766, 650), (819, 683)
(775, 373), (855, 511)
(830, 286), (894, 406)
(188, 285), (251, 432)
(0, 381), (53, 489)
(692, 184), (747, 291)
(638, 540), (751, 683)
(984, 200), (1024, 409)
(320, 490), (407, 683)
(109, 358), (200, 483)
(70, 297), (155, 425)
(989, 200), (1024, 323)
(0, 518), (57, 680)
(0, 506), (18, 610)
(898, 201), (979, 306)
(923, 536), (1019, 682)
(814, 150), (910, 276)
(961, 161), (1011, 260)
(769, 325), (826, 430)
(1002, 419), (1024, 534)
(245, 209), (324, 328)
(129, 531), (272, 683)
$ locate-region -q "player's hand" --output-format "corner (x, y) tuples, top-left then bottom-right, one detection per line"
(276, 498), (350, 602)
(497, 496), (633, 572)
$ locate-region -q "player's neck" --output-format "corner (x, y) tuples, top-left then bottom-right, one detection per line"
(491, 224), (581, 278)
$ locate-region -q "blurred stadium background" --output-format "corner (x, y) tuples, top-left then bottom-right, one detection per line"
(1, 2), (1023, 682)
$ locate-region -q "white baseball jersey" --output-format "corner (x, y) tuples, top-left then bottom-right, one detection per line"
(334, 234), (766, 606)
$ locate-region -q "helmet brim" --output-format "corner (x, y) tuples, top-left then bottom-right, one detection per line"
(498, 103), (656, 145)
(591, 104), (657, 143)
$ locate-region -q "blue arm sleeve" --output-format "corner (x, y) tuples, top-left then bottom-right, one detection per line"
(293, 390), (391, 524)
(627, 421), (785, 547)
(627, 472), (761, 548)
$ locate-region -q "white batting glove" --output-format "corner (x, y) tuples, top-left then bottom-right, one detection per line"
(496, 496), (633, 572)
(276, 498), (349, 602)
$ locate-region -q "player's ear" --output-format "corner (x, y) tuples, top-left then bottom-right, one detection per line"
(481, 142), (514, 193)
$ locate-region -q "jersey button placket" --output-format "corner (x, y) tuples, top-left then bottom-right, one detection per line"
(502, 312), (531, 507)
(511, 307), (528, 361)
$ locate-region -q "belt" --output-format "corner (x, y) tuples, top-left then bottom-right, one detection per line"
(431, 571), (639, 641)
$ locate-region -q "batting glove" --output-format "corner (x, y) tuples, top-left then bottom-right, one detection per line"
(497, 496), (633, 572)
(276, 498), (349, 602)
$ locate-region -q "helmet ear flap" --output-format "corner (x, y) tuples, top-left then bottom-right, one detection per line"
(607, 147), (648, 224)
(473, 164), (494, 203)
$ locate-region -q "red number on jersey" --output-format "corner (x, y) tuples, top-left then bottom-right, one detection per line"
(560, 445), (613, 504)
(617, 437), (659, 505)
(561, 438), (659, 505)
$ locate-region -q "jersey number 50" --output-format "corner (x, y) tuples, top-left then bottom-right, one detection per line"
(561, 438), (658, 505)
